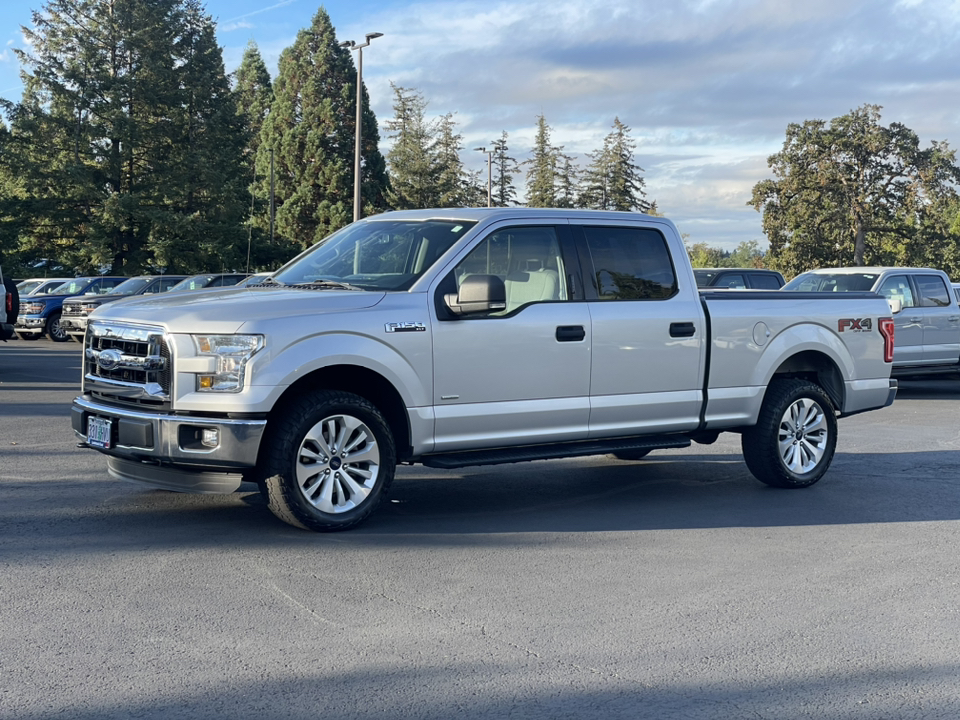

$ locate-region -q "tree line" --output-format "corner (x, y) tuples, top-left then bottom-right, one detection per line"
(0, 1), (650, 276)
(0, 1), (958, 279)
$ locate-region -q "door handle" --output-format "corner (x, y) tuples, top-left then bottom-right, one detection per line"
(909, 316), (922, 323)
(949, 316), (960, 322)
(556, 325), (585, 342)
(670, 322), (696, 338)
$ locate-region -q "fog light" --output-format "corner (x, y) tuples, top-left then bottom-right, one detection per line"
(201, 428), (220, 448)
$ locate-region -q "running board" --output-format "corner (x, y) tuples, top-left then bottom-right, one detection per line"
(421, 435), (692, 469)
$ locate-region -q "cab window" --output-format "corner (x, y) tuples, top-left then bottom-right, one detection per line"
(451, 226), (567, 314)
(915, 275), (951, 307)
(581, 226), (677, 300)
(877, 275), (915, 308)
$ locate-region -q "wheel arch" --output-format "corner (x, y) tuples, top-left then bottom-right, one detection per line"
(766, 350), (844, 413)
(268, 364), (413, 461)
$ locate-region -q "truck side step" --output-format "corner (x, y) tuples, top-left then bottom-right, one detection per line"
(421, 435), (692, 469)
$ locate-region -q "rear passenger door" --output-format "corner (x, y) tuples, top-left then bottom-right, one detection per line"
(912, 273), (960, 364)
(573, 222), (705, 437)
(430, 223), (592, 452)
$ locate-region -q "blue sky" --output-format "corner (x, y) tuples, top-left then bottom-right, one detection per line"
(2, 0), (960, 250)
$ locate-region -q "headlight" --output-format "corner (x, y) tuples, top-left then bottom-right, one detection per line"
(81, 302), (102, 314)
(191, 334), (264, 393)
(23, 302), (45, 314)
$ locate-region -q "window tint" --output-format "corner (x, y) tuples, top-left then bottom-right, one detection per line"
(915, 274), (951, 307)
(782, 272), (879, 292)
(453, 226), (566, 313)
(582, 226), (677, 300)
(876, 275), (916, 308)
(750, 273), (782, 290)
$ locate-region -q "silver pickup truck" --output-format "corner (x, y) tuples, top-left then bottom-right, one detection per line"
(784, 266), (960, 378)
(71, 209), (897, 531)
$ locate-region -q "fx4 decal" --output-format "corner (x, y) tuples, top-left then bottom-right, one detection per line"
(838, 318), (873, 332)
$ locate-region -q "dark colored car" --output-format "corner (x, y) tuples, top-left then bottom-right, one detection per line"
(168, 273), (250, 292)
(16, 276), (128, 342)
(61, 275), (188, 341)
(694, 268), (785, 290)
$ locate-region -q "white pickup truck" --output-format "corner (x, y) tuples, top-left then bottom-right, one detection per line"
(71, 209), (897, 531)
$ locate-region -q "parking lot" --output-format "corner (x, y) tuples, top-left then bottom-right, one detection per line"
(3, 339), (960, 719)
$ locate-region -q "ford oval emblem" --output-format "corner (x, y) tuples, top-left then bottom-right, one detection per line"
(97, 348), (123, 371)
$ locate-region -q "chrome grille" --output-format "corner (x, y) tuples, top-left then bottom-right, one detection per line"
(84, 322), (172, 405)
(62, 304), (83, 317)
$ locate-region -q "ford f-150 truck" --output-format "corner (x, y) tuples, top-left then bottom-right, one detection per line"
(71, 209), (897, 531)
(783, 267), (960, 378)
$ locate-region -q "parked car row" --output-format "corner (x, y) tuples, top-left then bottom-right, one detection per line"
(14, 273), (257, 342)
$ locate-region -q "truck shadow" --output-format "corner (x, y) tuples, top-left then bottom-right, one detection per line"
(5, 447), (960, 553)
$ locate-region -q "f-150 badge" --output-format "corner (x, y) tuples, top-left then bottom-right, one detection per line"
(838, 318), (873, 332)
(385, 322), (426, 333)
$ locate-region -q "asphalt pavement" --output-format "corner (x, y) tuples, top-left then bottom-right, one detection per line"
(3, 340), (960, 719)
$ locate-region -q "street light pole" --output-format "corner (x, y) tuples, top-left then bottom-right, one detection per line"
(473, 147), (492, 207)
(340, 32), (383, 223)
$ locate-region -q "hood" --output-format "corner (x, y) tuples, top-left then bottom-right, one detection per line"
(91, 286), (387, 334)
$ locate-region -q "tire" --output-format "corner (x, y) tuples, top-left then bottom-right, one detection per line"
(611, 449), (652, 461)
(258, 390), (396, 531)
(17, 332), (40, 341)
(47, 312), (69, 342)
(741, 378), (837, 489)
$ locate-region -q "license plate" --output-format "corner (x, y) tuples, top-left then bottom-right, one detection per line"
(87, 416), (112, 449)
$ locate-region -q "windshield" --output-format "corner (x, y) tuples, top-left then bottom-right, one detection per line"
(273, 219), (477, 291)
(18, 280), (43, 294)
(51, 278), (96, 295)
(107, 277), (151, 295)
(782, 272), (880, 292)
(33, 280), (67, 295)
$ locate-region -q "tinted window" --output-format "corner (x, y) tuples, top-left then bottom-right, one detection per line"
(750, 273), (783, 290)
(915, 274), (951, 307)
(582, 226), (677, 300)
(877, 275), (916, 308)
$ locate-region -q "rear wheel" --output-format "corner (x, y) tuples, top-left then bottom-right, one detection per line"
(258, 390), (396, 531)
(741, 378), (837, 488)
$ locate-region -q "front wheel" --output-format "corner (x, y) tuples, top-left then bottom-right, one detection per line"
(741, 378), (837, 489)
(47, 312), (69, 342)
(258, 390), (396, 531)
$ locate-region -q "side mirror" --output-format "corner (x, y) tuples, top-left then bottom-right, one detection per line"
(887, 297), (902, 315)
(444, 274), (506, 316)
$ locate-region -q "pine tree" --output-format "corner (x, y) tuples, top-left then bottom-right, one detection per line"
(3, 0), (251, 274)
(231, 40), (275, 269)
(490, 131), (519, 207)
(579, 118), (648, 212)
(434, 113), (475, 207)
(524, 114), (561, 207)
(256, 7), (388, 250)
(384, 84), (438, 209)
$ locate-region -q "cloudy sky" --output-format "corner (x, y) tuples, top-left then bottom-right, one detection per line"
(2, 0), (959, 249)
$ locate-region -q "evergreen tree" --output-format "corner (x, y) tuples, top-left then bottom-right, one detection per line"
(231, 40), (275, 269)
(525, 114), (560, 207)
(1, 0), (250, 274)
(256, 7), (388, 250)
(555, 153), (579, 209)
(490, 131), (519, 207)
(434, 113), (472, 207)
(579, 118), (648, 212)
(385, 84), (438, 209)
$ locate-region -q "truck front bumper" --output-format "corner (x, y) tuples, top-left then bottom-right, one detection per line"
(61, 316), (88, 335)
(71, 395), (267, 493)
(16, 315), (45, 333)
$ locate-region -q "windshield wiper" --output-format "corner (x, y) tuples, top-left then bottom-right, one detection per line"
(299, 280), (364, 291)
